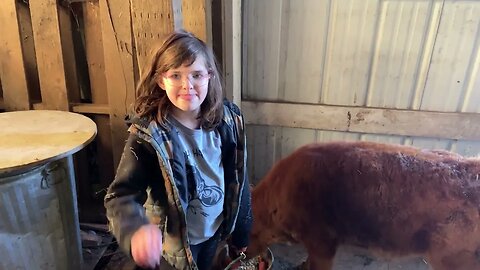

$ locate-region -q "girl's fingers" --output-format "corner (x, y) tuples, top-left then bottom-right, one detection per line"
(148, 228), (160, 267)
(131, 224), (162, 269)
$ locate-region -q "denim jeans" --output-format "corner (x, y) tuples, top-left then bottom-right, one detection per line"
(189, 231), (221, 270)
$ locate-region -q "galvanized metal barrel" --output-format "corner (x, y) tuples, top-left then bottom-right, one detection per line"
(0, 110), (97, 270)
(0, 158), (80, 269)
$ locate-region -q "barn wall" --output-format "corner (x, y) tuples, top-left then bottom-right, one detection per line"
(243, 0), (480, 183)
(0, 0), (220, 222)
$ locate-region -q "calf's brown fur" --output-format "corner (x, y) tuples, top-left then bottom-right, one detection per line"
(247, 141), (480, 270)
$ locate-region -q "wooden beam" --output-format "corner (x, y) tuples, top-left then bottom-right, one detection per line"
(83, 1), (114, 195)
(99, 0), (135, 168)
(0, 0), (31, 111)
(83, 0), (107, 104)
(29, 0), (70, 111)
(223, 0), (242, 106)
(58, 4), (81, 103)
(71, 103), (109, 114)
(17, 1), (41, 103)
(242, 101), (480, 141)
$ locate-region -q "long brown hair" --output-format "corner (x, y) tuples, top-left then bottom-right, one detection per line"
(134, 30), (224, 130)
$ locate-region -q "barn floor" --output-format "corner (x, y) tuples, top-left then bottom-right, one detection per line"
(270, 244), (431, 269)
(85, 238), (432, 270)
(80, 224), (431, 270)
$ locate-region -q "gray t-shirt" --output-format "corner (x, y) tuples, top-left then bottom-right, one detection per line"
(170, 117), (225, 245)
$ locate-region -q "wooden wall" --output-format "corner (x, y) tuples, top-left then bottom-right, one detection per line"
(0, 0), (231, 223)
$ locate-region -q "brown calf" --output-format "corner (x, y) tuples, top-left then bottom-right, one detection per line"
(247, 141), (480, 270)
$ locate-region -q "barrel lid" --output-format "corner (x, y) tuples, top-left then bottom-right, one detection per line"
(0, 110), (97, 174)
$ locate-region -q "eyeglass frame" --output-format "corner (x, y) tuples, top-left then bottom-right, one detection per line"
(161, 71), (212, 87)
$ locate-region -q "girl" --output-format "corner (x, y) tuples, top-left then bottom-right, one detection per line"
(104, 30), (252, 270)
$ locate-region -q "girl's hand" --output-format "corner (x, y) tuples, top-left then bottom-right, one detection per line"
(131, 224), (163, 269)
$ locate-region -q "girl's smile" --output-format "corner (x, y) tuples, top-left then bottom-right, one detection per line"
(178, 93), (196, 101)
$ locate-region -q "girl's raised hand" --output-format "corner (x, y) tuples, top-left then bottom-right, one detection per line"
(131, 224), (163, 269)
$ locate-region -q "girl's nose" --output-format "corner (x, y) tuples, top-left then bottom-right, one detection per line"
(182, 77), (194, 89)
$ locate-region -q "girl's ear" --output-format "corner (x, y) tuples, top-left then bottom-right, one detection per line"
(156, 76), (166, 89)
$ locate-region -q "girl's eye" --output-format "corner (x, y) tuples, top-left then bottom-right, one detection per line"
(169, 74), (181, 80)
(192, 73), (204, 79)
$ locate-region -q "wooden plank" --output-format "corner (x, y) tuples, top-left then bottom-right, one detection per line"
(71, 103), (109, 114)
(131, 0), (182, 73)
(181, 0), (211, 43)
(99, 0), (135, 168)
(210, 0), (223, 65)
(83, 0), (115, 194)
(17, 1), (41, 103)
(0, 0), (31, 111)
(58, 4), (81, 103)
(83, 0), (107, 104)
(29, 0), (69, 110)
(223, 0), (242, 106)
(242, 101), (480, 141)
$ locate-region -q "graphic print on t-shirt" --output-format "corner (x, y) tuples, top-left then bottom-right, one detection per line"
(186, 162), (224, 217)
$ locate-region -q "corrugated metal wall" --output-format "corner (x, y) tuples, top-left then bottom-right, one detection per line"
(243, 0), (480, 183)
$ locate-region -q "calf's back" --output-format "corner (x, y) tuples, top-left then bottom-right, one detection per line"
(249, 141), (480, 270)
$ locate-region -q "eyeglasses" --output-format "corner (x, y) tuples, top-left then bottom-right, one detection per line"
(163, 72), (211, 87)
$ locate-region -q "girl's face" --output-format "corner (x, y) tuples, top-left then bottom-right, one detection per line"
(158, 56), (210, 118)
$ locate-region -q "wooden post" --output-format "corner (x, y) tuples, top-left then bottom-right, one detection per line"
(222, 0), (242, 107)
(58, 4), (81, 104)
(29, 0), (70, 111)
(99, 0), (135, 168)
(77, 0), (114, 222)
(0, 0), (31, 111)
(0, 77), (3, 110)
(17, 2), (41, 104)
(83, 0), (114, 195)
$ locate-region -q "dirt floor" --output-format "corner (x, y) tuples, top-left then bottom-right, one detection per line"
(86, 241), (432, 270)
(81, 226), (431, 270)
(270, 244), (431, 270)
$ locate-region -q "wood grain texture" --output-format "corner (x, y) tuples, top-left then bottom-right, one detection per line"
(181, 0), (210, 43)
(0, 0), (30, 111)
(131, 0), (181, 73)
(243, 101), (480, 140)
(0, 110), (96, 174)
(99, 0), (135, 168)
(29, 0), (69, 110)
(223, 0), (242, 106)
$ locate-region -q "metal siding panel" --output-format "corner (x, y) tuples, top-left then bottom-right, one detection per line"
(461, 31), (480, 113)
(367, 0), (435, 109)
(408, 137), (452, 150)
(360, 134), (405, 145)
(243, 0), (480, 170)
(421, 1), (480, 112)
(247, 125), (278, 184)
(280, 0), (329, 103)
(277, 127), (317, 159)
(316, 130), (361, 142)
(244, 0), (282, 100)
(451, 141), (480, 157)
(321, 0), (380, 106)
